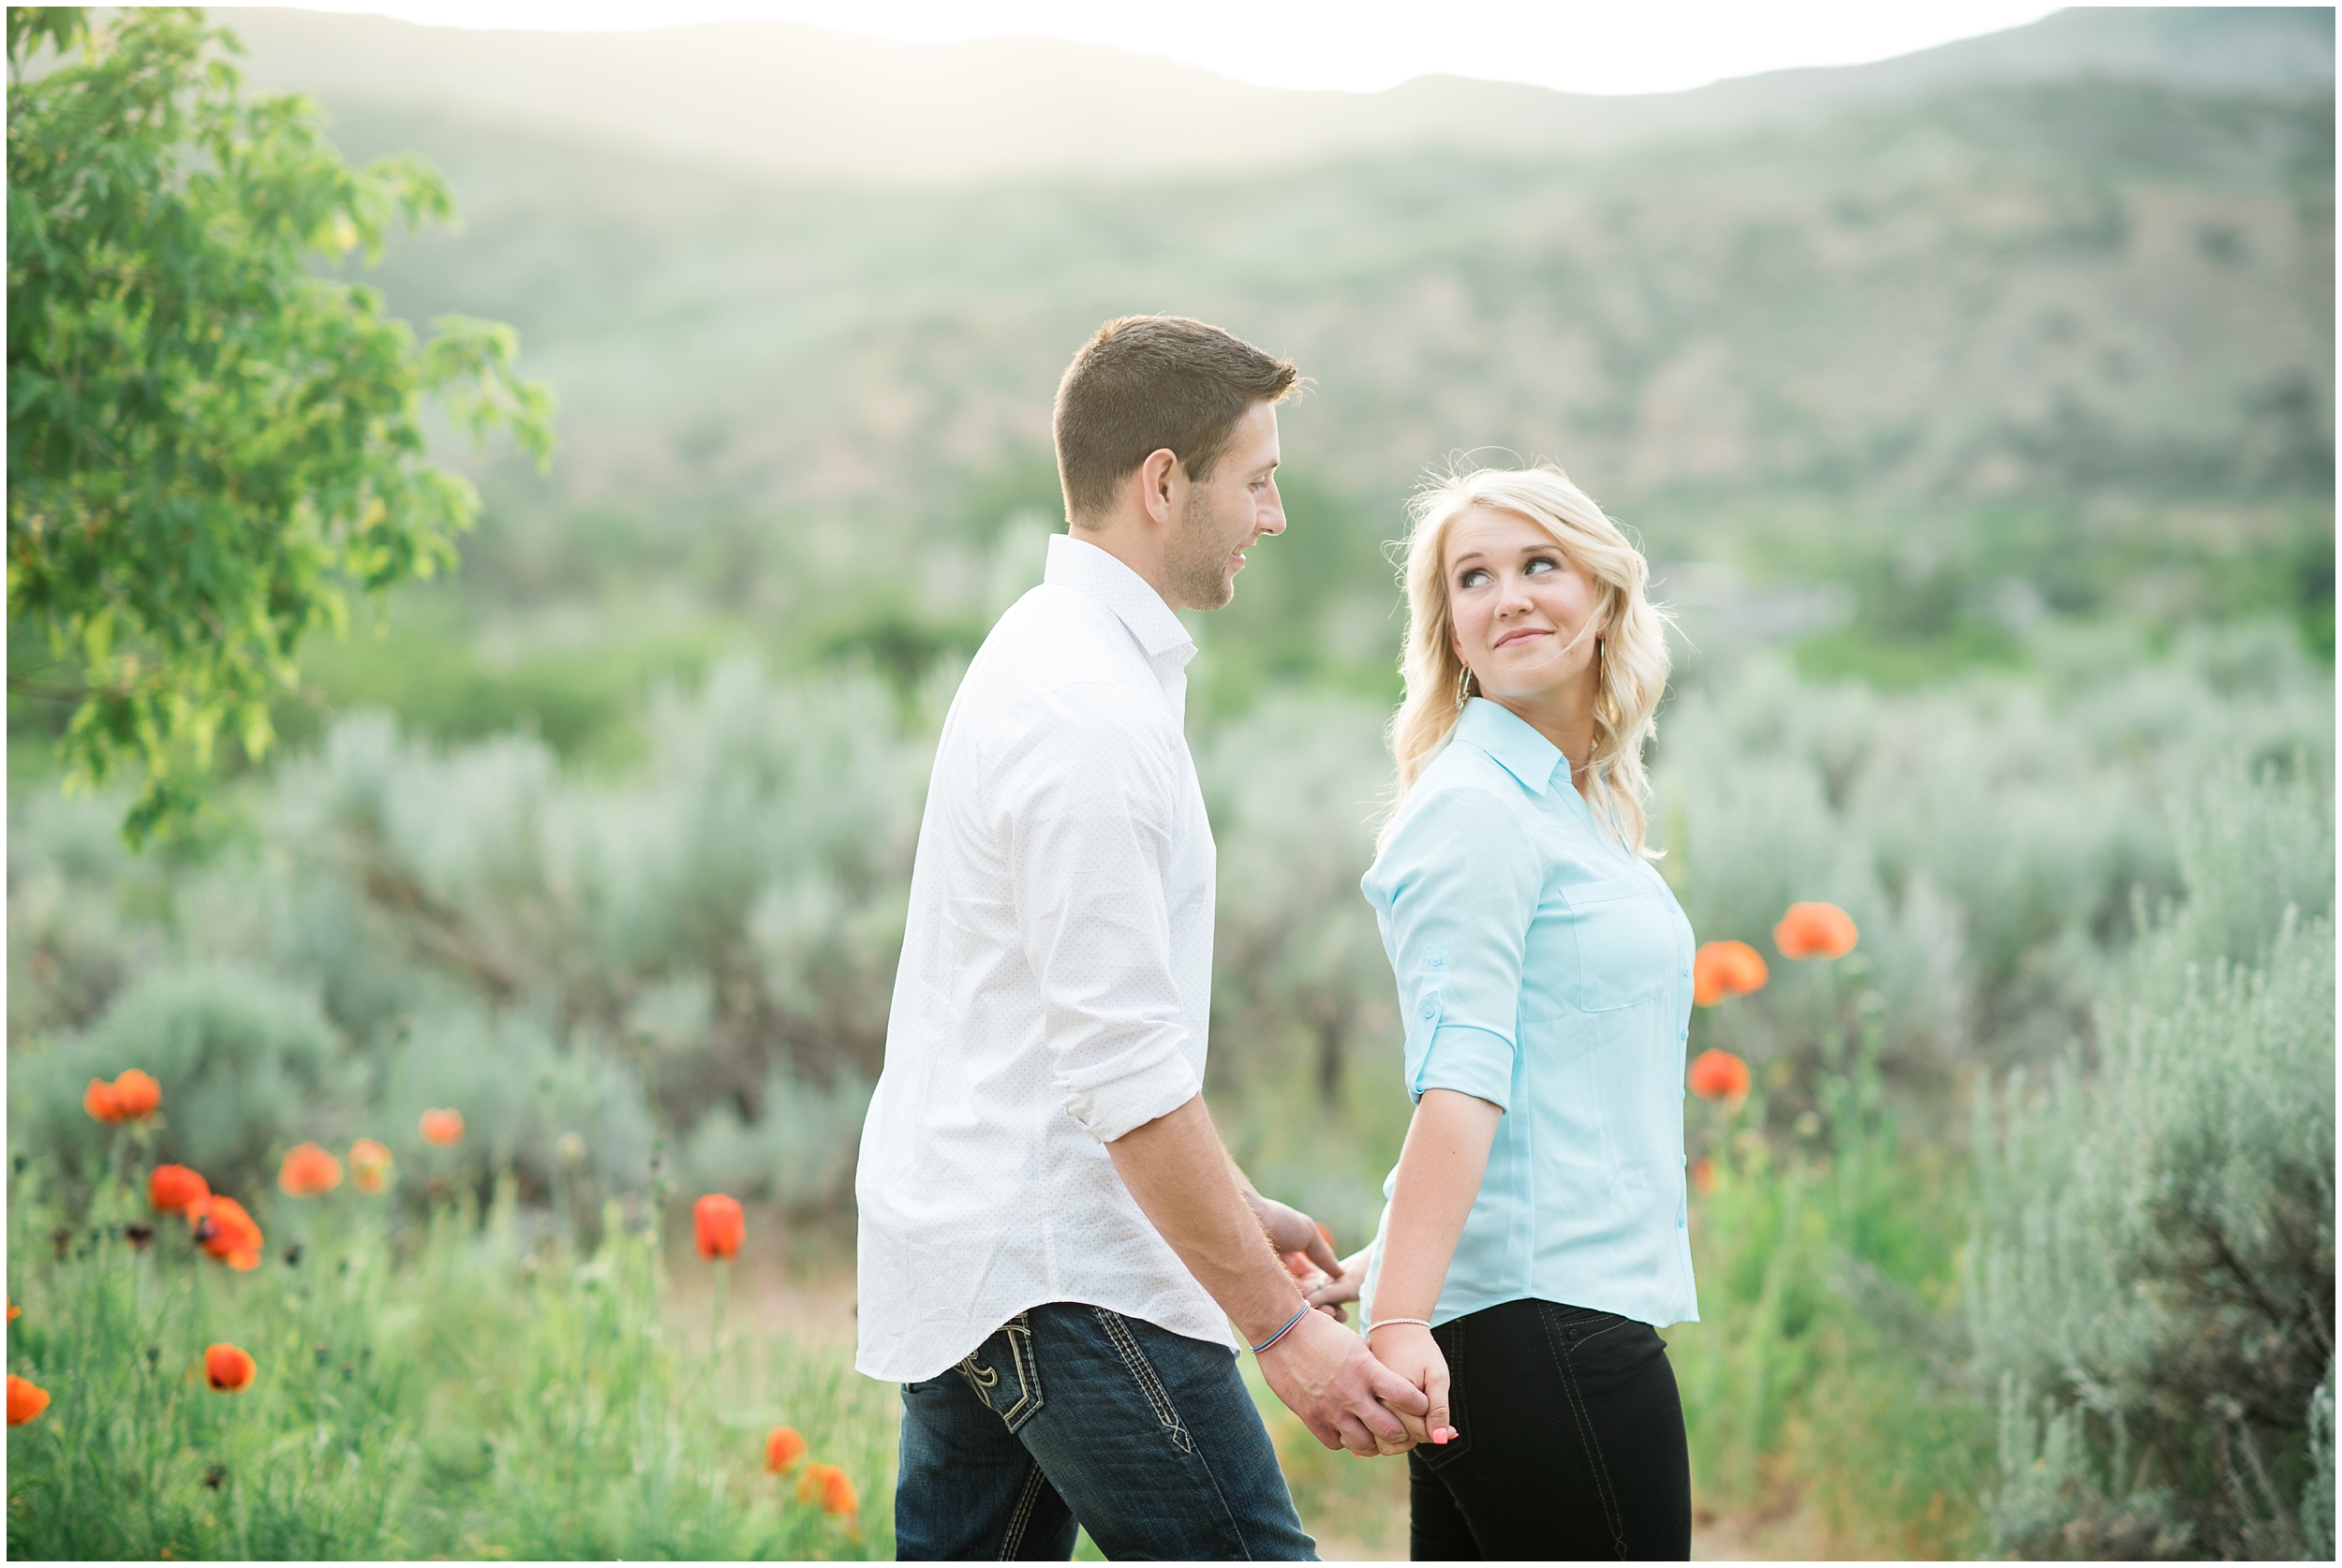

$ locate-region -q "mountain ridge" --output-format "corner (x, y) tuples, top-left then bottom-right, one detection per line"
(215, 6), (2334, 185)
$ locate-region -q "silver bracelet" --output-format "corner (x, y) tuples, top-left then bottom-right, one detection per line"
(1366, 1316), (1433, 1333)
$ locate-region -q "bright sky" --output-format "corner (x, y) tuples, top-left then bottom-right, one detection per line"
(296, 1), (2068, 96)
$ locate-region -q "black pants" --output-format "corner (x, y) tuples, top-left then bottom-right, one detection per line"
(1407, 1297), (1691, 1561)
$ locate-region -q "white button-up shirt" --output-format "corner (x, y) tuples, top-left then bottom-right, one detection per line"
(854, 532), (1230, 1383)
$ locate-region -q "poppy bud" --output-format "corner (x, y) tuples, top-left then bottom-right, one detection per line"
(419, 1109), (465, 1146)
(82, 1078), (122, 1123)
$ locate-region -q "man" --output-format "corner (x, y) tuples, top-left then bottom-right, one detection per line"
(856, 316), (1428, 1561)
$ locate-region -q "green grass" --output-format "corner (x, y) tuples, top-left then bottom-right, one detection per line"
(7, 1128), (1990, 1561)
(1670, 1012), (1994, 1559)
(5, 1149), (892, 1560)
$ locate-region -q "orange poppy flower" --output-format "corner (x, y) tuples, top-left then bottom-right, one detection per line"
(1692, 940), (1770, 1006)
(694, 1194), (745, 1260)
(1687, 1048), (1752, 1101)
(796, 1460), (859, 1516)
(6, 1295), (18, 1321)
(149, 1164), (211, 1214)
(7, 1373), (50, 1425)
(190, 1195), (264, 1271)
(1774, 901), (1859, 960)
(277, 1143), (343, 1197)
(83, 1077), (122, 1122)
(111, 1070), (161, 1120)
(348, 1139), (393, 1194)
(84, 1069), (163, 1123)
(764, 1425), (808, 1473)
(419, 1109), (464, 1146)
(205, 1342), (257, 1393)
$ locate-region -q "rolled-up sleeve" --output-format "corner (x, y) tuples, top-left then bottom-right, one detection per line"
(992, 685), (1203, 1143)
(1373, 787), (1541, 1112)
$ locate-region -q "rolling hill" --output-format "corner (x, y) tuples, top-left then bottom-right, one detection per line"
(217, 7), (2333, 184)
(143, 7), (2339, 717)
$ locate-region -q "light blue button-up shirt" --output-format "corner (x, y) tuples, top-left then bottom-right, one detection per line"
(1357, 698), (1700, 1330)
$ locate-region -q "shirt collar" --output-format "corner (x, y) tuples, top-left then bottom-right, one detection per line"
(1453, 697), (1568, 795)
(1045, 532), (1197, 669)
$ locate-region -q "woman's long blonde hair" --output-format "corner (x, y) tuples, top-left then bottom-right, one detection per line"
(1382, 464), (1673, 857)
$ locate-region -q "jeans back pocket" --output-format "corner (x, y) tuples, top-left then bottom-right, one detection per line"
(1417, 1316), (1473, 1471)
(956, 1314), (1044, 1432)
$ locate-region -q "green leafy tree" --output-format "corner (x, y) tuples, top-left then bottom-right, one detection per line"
(7, 7), (555, 840)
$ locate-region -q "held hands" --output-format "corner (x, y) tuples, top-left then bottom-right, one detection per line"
(1303, 1247), (1372, 1322)
(1254, 1304), (1430, 1457)
(1292, 1247), (1458, 1445)
(1363, 1322), (1457, 1446)
(1242, 1192), (1429, 1455)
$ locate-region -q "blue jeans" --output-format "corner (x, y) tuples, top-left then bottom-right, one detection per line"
(895, 1302), (1318, 1561)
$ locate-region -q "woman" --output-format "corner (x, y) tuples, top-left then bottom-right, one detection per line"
(1333, 464), (1697, 1559)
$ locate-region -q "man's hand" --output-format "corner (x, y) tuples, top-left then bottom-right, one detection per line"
(1362, 1322), (1456, 1447)
(1256, 1306), (1430, 1457)
(1238, 1184), (1342, 1282)
(1104, 1101), (1424, 1454)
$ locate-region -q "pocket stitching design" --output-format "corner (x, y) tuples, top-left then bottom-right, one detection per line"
(1093, 1307), (1194, 1455)
(958, 1312), (1044, 1433)
(998, 1459), (1050, 1561)
(1539, 1306), (1629, 1558)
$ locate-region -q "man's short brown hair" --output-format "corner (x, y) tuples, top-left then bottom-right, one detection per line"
(1052, 316), (1299, 523)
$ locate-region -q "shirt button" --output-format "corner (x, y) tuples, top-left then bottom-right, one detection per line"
(1419, 999), (1438, 1020)
(1677, 1212), (1687, 1228)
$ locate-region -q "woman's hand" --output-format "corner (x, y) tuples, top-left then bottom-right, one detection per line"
(1304, 1246), (1374, 1322)
(1365, 1322), (1456, 1446)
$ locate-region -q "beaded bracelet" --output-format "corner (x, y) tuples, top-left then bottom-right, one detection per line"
(1249, 1305), (1312, 1354)
(1366, 1317), (1433, 1334)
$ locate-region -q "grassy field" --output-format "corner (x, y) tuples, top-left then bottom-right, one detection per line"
(5, 1144), (894, 1561)
(6, 1079), (1990, 1561)
(8, 619), (2328, 1559)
